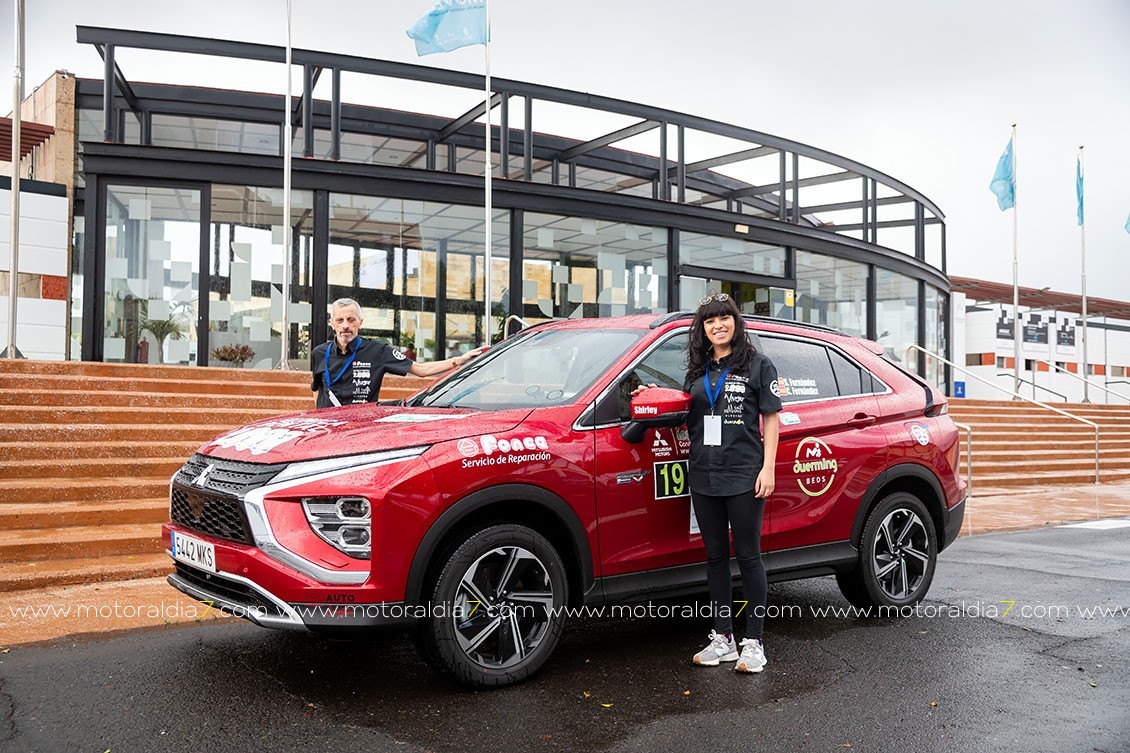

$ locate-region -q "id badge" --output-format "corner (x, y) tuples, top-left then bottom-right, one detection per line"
(704, 415), (722, 446)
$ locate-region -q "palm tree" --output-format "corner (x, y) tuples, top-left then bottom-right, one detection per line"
(139, 315), (187, 361)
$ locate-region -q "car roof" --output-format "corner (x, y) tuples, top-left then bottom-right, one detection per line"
(528, 312), (852, 341)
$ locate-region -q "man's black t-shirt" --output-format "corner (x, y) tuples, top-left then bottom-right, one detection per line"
(310, 337), (413, 409)
(683, 350), (783, 497)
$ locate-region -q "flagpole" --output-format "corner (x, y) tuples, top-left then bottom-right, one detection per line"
(4, 0), (24, 359)
(1011, 124), (1020, 396)
(483, 0), (493, 347)
(1079, 145), (1089, 403)
(277, 0), (293, 370)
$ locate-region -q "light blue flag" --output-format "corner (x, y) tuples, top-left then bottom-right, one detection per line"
(1076, 156), (1084, 226)
(989, 138), (1015, 211)
(407, 0), (488, 56)
(1125, 211), (1130, 234)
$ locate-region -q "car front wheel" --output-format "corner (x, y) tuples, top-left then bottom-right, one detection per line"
(414, 523), (568, 688)
(836, 492), (938, 610)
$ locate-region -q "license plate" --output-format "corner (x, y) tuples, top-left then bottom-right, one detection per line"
(171, 531), (216, 573)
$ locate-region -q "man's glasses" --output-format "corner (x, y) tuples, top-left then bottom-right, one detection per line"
(698, 293), (731, 306)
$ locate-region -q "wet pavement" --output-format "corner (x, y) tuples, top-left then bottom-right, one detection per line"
(1, 522), (1127, 753)
(4, 480), (1129, 647)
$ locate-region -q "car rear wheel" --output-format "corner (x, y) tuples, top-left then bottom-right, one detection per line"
(414, 523), (568, 688)
(836, 492), (937, 609)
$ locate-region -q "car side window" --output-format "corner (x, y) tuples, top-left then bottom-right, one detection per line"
(828, 348), (865, 397)
(828, 347), (885, 396)
(758, 336), (839, 403)
(594, 332), (688, 424)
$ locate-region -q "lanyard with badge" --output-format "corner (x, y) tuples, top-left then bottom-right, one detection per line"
(324, 337), (361, 407)
(703, 367), (728, 446)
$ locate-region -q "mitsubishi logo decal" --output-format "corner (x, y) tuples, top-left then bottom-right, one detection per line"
(192, 463), (216, 488)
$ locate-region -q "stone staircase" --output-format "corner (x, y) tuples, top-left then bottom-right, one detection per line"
(0, 359), (430, 592)
(948, 399), (1130, 494)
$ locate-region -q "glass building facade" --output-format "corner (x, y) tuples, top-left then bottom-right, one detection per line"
(70, 27), (952, 389)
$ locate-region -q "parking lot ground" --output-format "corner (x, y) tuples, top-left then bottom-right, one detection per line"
(0, 522), (1127, 753)
(2, 480), (1129, 648)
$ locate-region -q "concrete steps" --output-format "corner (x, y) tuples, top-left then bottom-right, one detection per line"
(0, 388), (313, 411)
(0, 553), (172, 592)
(0, 358), (433, 592)
(0, 457), (186, 480)
(0, 499), (168, 528)
(0, 523), (163, 562)
(949, 398), (1130, 491)
(0, 476), (172, 504)
(0, 441), (201, 461)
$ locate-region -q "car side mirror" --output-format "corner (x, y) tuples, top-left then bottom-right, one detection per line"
(622, 387), (691, 444)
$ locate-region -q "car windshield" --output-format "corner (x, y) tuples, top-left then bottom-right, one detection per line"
(409, 327), (644, 410)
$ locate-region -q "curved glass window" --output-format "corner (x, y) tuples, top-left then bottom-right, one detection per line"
(875, 270), (919, 367)
(795, 250), (868, 337)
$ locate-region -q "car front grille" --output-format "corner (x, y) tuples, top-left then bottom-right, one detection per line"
(174, 454), (287, 497)
(169, 454), (288, 544)
(170, 487), (251, 543)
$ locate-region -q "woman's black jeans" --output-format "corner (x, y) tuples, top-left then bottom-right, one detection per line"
(691, 489), (767, 639)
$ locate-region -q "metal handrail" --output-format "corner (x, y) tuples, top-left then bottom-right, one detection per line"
(502, 315), (529, 339)
(952, 422), (973, 535)
(995, 372), (1068, 402)
(909, 344), (1099, 484)
(1040, 360), (1130, 404)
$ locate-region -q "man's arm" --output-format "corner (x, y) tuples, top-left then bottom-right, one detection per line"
(406, 346), (487, 377)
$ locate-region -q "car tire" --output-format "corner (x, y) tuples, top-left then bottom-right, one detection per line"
(413, 523), (568, 688)
(836, 492), (938, 610)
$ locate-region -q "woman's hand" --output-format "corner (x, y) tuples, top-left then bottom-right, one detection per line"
(754, 467), (775, 499)
(630, 382), (658, 397)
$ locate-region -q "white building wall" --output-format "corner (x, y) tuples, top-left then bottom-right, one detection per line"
(0, 185), (69, 360)
(961, 302), (1130, 404)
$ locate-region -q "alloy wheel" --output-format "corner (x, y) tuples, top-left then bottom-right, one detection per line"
(452, 545), (556, 669)
(871, 508), (931, 600)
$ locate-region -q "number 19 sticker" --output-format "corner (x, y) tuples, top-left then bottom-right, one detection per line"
(654, 460), (689, 499)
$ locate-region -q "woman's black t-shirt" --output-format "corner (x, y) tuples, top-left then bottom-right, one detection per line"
(683, 350), (783, 496)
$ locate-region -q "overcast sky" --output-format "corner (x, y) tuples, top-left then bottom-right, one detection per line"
(2, 0), (1128, 300)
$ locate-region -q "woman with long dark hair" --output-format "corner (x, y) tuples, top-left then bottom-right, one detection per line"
(683, 293), (781, 673)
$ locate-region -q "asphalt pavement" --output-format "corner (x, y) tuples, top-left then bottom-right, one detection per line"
(1, 522), (1127, 753)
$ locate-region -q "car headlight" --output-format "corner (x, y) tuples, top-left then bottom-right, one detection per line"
(272, 446), (429, 484)
(303, 496), (372, 558)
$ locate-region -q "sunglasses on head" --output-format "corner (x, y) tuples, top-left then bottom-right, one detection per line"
(698, 293), (731, 306)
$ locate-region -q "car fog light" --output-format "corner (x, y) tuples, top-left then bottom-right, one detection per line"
(340, 526), (370, 547)
(302, 496), (372, 559)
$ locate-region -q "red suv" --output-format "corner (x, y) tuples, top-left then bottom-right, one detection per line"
(164, 314), (965, 687)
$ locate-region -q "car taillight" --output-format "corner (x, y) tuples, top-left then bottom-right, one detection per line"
(926, 402), (948, 417)
(302, 496), (372, 559)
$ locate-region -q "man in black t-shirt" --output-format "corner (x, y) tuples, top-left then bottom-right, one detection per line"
(311, 298), (481, 409)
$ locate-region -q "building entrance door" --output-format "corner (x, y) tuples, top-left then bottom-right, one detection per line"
(102, 184), (203, 365)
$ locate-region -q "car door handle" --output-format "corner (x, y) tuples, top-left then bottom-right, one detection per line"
(847, 413), (877, 428)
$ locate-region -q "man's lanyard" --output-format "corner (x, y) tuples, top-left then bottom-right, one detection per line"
(325, 337), (362, 391)
(703, 367), (729, 415)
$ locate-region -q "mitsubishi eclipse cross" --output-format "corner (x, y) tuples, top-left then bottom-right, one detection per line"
(164, 313), (966, 687)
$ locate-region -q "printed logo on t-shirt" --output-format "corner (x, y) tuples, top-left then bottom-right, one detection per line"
(392, 349), (406, 360)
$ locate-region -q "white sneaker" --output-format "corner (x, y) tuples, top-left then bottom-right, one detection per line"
(693, 630), (738, 666)
(734, 638), (767, 673)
